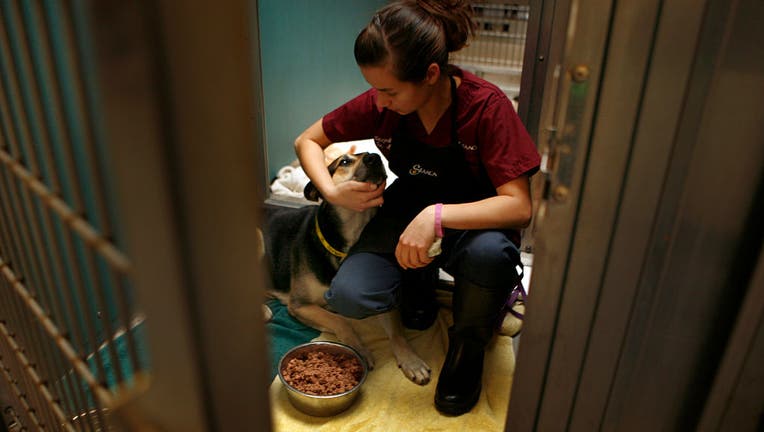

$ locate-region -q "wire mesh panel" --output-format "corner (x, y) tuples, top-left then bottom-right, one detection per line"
(451, 1), (531, 103)
(0, 1), (148, 430)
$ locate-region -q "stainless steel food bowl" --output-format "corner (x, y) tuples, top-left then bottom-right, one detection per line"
(277, 341), (368, 417)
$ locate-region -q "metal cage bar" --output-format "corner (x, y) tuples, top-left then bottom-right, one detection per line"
(451, 2), (531, 101)
(0, 0), (148, 430)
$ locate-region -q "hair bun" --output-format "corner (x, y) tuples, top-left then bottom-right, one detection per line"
(415, 0), (476, 52)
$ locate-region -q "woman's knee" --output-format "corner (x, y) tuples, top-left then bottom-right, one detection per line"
(447, 231), (520, 287)
(325, 253), (400, 319)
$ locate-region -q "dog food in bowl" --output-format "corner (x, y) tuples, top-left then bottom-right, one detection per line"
(278, 341), (368, 416)
(281, 350), (364, 395)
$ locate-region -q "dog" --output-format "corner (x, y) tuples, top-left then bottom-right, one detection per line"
(261, 150), (432, 385)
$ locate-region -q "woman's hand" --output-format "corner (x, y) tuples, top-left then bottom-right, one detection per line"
(325, 180), (385, 212)
(296, 119), (386, 212)
(395, 205), (437, 269)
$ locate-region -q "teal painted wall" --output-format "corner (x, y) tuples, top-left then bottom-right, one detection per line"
(258, 0), (387, 179)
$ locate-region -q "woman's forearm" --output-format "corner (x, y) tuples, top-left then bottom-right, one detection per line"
(294, 119), (335, 198)
(439, 176), (533, 231)
(439, 195), (532, 231)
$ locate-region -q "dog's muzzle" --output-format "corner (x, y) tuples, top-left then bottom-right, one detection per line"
(354, 153), (387, 185)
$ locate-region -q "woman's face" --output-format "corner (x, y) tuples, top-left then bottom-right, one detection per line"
(360, 64), (434, 115)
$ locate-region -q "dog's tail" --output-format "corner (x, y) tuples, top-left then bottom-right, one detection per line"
(256, 228), (265, 260)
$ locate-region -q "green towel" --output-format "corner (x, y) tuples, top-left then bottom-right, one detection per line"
(72, 322), (151, 410)
(265, 299), (320, 380)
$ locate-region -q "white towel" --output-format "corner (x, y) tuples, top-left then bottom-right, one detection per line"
(270, 165), (310, 199)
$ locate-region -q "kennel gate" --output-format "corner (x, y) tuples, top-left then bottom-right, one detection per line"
(1, 0), (272, 430)
(450, 1), (531, 104)
(0, 1), (149, 430)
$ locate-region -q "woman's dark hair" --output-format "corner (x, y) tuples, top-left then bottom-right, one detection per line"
(354, 0), (476, 82)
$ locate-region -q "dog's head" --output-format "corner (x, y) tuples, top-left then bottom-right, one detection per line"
(304, 152), (387, 202)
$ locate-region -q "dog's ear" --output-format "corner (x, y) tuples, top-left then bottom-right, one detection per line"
(326, 155), (343, 176)
(304, 156), (341, 201)
(306, 152), (355, 201)
(304, 181), (321, 202)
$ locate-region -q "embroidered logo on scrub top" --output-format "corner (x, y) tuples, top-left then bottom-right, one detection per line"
(374, 136), (392, 151)
(409, 164), (438, 177)
(460, 141), (477, 151)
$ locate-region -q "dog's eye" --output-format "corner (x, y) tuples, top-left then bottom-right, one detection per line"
(339, 158), (352, 166)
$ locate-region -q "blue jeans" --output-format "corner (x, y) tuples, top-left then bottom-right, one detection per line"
(324, 230), (522, 319)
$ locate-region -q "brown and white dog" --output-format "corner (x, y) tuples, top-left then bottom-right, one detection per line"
(261, 150), (431, 385)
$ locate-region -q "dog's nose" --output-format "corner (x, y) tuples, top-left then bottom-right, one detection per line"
(363, 153), (382, 166)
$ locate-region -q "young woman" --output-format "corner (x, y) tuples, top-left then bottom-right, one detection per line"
(294, 0), (540, 415)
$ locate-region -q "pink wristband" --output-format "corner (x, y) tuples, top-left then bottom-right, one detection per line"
(434, 203), (444, 238)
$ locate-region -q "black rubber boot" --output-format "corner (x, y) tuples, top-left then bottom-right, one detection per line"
(435, 278), (510, 415)
(399, 267), (439, 330)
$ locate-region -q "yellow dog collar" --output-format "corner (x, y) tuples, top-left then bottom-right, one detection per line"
(314, 213), (347, 259)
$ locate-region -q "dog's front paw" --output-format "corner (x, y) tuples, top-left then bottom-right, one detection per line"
(393, 347), (430, 385)
(398, 356), (431, 385)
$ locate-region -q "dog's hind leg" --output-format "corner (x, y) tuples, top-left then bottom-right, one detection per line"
(376, 310), (431, 385)
(287, 302), (375, 370)
(262, 304), (273, 322)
